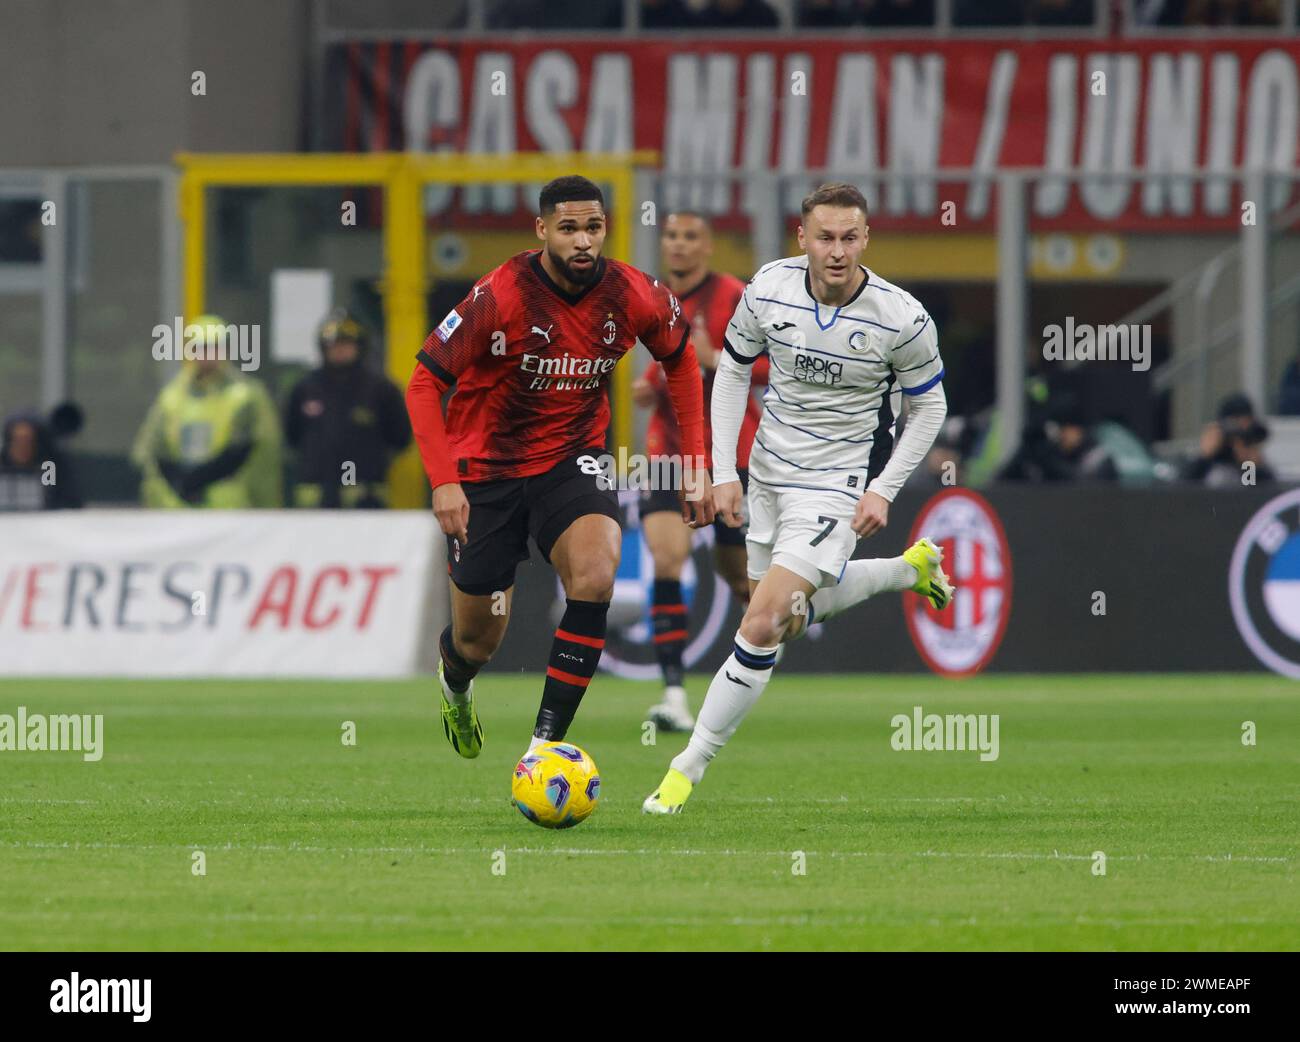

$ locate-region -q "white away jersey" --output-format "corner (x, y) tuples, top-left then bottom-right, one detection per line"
(723, 257), (944, 501)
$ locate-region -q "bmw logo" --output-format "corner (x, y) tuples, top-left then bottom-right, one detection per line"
(1229, 488), (1300, 678)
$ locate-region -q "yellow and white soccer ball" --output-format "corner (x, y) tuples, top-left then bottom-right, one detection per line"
(511, 742), (601, 829)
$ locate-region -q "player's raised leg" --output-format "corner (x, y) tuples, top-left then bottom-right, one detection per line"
(645, 479), (848, 813)
(437, 583), (507, 758)
(640, 507), (694, 732)
(783, 537), (954, 640)
(530, 512), (621, 749)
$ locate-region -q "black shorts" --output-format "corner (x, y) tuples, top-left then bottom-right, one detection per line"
(640, 467), (749, 548)
(447, 450), (620, 596)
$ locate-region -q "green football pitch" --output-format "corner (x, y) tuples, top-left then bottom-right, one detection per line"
(1, 674), (1296, 951)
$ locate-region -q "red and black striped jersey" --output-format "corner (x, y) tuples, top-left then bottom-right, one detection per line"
(644, 271), (768, 471)
(417, 250), (693, 483)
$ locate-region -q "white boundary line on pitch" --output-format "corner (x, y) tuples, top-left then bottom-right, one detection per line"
(0, 910), (1285, 930)
(0, 841), (1290, 864)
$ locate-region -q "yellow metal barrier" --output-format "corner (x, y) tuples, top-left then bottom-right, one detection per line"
(175, 151), (656, 507)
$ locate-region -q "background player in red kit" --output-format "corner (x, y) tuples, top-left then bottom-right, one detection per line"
(633, 211), (769, 732)
(405, 175), (715, 761)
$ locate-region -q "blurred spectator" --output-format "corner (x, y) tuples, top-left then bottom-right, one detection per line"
(694, 0), (780, 28)
(132, 316), (283, 508)
(488, 0), (623, 28)
(284, 309), (411, 508)
(956, 0), (1024, 24)
(999, 393), (1120, 482)
(800, 0), (935, 24)
(956, 0), (1095, 25)
(0, 405), (83, 511)
(1135, 0), (1280, 25)
(865, 0), (936, 24)
(642, 0), (698, 27)
(1185, 393), (1275, 487)
(1031, 0), (1096, 23)
(799, 0), (855, 24)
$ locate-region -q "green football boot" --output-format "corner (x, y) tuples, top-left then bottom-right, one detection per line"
(903, 536), (956, 611)
(438, 659), (483, 759)
(641, 767), (693, 815)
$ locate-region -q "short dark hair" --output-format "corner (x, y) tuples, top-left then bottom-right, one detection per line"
(801, 182), (869, 220)
(664, 209), (711, 229)
(539, 175), (605, 216)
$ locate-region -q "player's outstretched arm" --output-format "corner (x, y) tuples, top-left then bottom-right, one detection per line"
(406, 363), (468, 542)
(862, 382), (948, 525)
(869, 305), (947, 512)
(709, 347), (753, 511)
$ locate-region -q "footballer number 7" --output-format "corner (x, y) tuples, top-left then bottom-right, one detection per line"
(810, 515), (838, 546)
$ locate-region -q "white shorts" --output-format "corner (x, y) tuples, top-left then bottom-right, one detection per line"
(744, 479), (860, 588)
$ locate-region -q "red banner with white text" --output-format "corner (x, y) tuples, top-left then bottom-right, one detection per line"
(326, 37), (1300, 230)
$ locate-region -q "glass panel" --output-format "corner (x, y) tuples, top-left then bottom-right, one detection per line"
(1267, 174), (1300, 418)
(202, 183), (386, 406)
(66, 178), (165, 458)
(0, 179), (45, 422)
(0, 292), (41, 416)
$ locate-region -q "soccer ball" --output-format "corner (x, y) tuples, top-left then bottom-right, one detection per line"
(511, 742), (601, 829)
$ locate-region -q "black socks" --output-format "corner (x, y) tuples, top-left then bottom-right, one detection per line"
(534, 599), (609, 741)
(651, 578), (687, 688)
(439, 625), (482, 694)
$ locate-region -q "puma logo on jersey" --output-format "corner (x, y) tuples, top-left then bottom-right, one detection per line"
(531, 324), (554, 343)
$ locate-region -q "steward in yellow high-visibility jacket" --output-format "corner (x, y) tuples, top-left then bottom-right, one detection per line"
(132, 317), (282, 508)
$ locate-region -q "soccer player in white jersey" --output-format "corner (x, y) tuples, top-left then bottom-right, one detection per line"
(643, 182), (955, 814)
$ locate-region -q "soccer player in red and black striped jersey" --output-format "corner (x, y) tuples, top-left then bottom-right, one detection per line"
(633, 211), (769, 733)
(406, 175), (715, 761)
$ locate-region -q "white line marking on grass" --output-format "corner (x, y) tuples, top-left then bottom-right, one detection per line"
(0, 840), (1290, 864)
(0, 908), (1286, 931)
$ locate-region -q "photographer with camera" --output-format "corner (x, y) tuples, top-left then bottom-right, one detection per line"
(1186, 392), (1275, 488)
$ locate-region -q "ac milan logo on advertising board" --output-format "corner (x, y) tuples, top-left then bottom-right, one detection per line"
(903, 488), (1012, 677)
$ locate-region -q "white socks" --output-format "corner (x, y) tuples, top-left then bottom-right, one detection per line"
(808, 556), (916, 626)
(670, 633), (778, 784)
(664, 559), (914, 786)
(663, 685), (689, 713)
